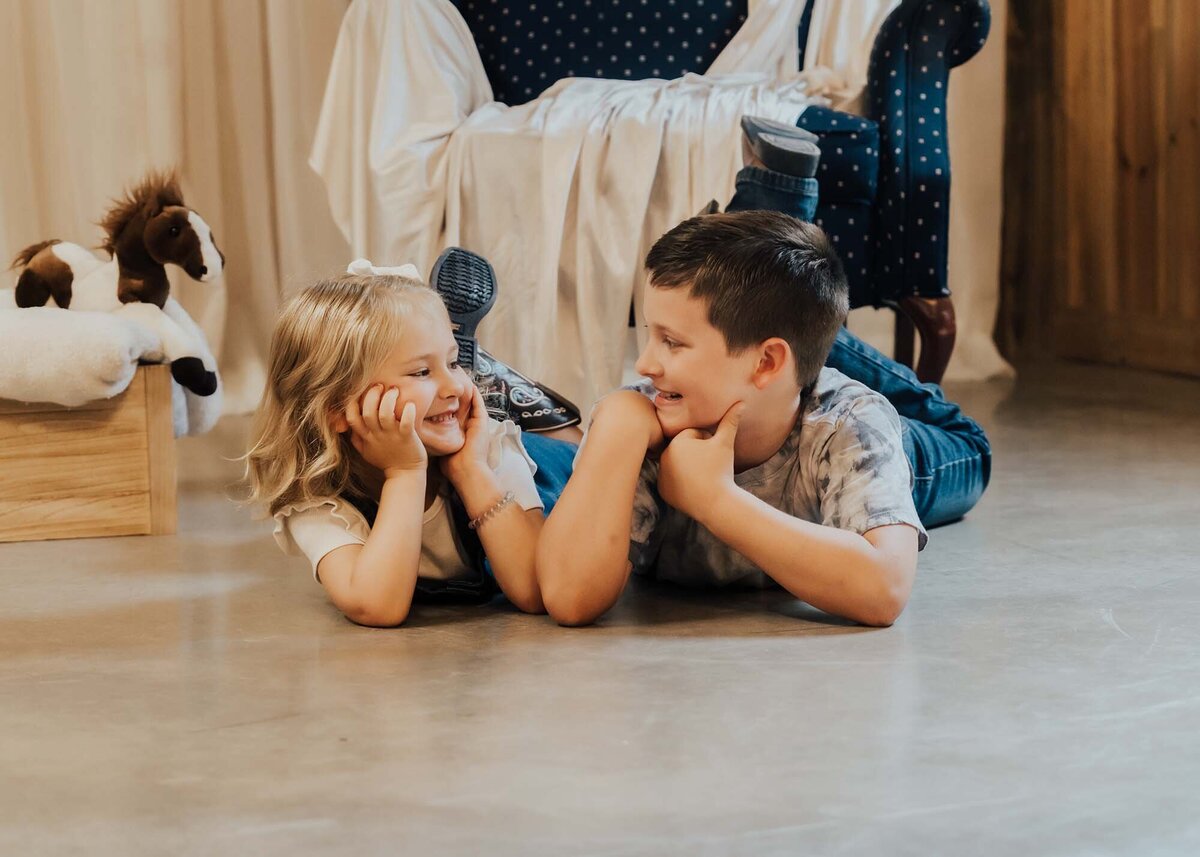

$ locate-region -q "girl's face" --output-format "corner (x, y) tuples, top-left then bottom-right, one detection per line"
(370, 312), (472, 456)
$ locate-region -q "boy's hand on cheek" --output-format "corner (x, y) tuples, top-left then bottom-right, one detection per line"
(345, 385), (428, 477)
(440, 385), (492, 487)
(657, 402), (745, 521)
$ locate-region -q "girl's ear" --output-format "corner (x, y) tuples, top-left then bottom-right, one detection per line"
(330, 410), (350, 433)
(751, 338), (793, 390)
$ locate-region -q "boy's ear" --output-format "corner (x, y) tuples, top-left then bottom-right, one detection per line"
(751, 338), (793, 389)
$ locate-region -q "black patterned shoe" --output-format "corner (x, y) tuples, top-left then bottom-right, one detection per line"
(430, 247), (498, 374)
(475, 349), (581, 434)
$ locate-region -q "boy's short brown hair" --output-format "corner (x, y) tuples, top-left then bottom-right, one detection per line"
(644, 210), (849, 388)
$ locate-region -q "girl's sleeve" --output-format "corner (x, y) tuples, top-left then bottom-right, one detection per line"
(273, 498), (372, 581)
(487, 419), (544, 512)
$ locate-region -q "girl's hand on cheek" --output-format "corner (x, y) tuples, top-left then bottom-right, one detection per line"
(453, 386), (472, 434)
(344, 385), (428, 477)
(439, 385), (492, 487)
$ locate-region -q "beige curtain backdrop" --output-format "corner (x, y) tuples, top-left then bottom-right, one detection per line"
(1, 0), (1007, 421)
(0, 0), (350, 415)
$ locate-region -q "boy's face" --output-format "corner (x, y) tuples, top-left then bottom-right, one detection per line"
(635, 283), (761, 438)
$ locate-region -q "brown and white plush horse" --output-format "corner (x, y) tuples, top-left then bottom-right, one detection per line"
(10, 171), (224, 396)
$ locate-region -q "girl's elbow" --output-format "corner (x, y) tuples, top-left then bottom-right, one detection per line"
(506, 588), (546, 616)
(343, 600), (410, 628)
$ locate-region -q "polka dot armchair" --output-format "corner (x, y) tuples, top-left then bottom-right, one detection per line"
(451, 0), (991, 383)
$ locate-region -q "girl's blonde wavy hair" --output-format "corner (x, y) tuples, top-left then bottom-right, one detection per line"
(245, 273), (449, 515)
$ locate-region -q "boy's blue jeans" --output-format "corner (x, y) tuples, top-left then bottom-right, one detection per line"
(524, 164), (991, 530)
(729, 166), (991, 527)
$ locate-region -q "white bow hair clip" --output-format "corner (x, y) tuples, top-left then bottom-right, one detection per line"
(346, 258), (422, 280)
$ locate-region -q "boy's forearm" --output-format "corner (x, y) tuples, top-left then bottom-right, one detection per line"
(349, 470), (425, 622)
(455, 468), (544, 613)
(537, 420), (646, 624)
(700, 487), (913, 626)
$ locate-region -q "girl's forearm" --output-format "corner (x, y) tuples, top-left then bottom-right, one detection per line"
(454, 469), (544, 613)
(350, 470), (425, 622)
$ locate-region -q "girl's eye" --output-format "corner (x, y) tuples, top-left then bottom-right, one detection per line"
(410, 369), (430, 378)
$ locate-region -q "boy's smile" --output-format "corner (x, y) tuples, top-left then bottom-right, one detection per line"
(635, 284), (759, 437)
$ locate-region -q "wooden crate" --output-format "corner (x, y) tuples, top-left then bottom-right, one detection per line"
(0, 364), (177, 542)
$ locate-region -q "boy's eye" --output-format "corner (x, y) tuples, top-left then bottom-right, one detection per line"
(662, 336), (680, 350)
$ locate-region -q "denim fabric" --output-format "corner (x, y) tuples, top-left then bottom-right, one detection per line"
(729, 167), (819, 223)
(826, 328), (990, 527)
(728, 165), (991, 527)
(522, 432), (578, 516)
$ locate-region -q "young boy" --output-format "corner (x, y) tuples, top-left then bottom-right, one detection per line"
(537, 208), (936, 626)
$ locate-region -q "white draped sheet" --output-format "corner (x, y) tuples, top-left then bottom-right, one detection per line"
(312, 0), (897, 411)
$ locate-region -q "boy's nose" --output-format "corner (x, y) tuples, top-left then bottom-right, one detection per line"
(634, 347), (659, 378)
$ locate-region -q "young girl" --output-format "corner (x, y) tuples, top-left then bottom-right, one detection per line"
(246, 268), (551, 627)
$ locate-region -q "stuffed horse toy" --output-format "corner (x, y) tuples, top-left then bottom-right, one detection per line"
(10, 171), (223, 396)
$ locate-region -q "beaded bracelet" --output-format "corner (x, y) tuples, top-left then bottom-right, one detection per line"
(468, 490), (515, 530)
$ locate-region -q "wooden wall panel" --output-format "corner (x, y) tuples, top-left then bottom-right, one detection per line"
(1165, 0), (1199, 322)
(1062, 0), (1118, 315)
(1002, 0), (1200, 377)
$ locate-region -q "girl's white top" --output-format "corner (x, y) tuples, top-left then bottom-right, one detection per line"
(273, 418), (542, 582)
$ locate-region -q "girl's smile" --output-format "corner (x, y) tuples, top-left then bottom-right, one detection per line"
(372, 310), (472, 456)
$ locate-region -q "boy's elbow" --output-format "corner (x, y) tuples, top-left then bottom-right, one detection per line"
(546, 599), (602, 627)
(856, 578), (911, 627)
(856, 597), (904, 628)
(536, 540), (624, 626)
(540, 582), (603, 627)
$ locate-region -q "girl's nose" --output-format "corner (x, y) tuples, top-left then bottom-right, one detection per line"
(443, 367), (468, 398)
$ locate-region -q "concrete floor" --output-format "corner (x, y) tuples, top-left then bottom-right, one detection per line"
(2, 361), (1198, 856)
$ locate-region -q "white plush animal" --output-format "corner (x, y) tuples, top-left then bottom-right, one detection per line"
(9, 171), (223, 396)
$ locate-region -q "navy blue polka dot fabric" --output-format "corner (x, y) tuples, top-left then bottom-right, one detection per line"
(867, 0), (990, 303)
(797, 106), (879, 306)
(450, 0), (991, 309)
(814, 202), (875, 309)
(452, 0), (752, 105)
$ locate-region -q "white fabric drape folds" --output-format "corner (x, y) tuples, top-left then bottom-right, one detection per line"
(313, 0), (903, 411)
(2, 0), (1008, 418)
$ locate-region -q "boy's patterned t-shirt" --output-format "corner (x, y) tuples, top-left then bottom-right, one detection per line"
(628, 367), (927, 588)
